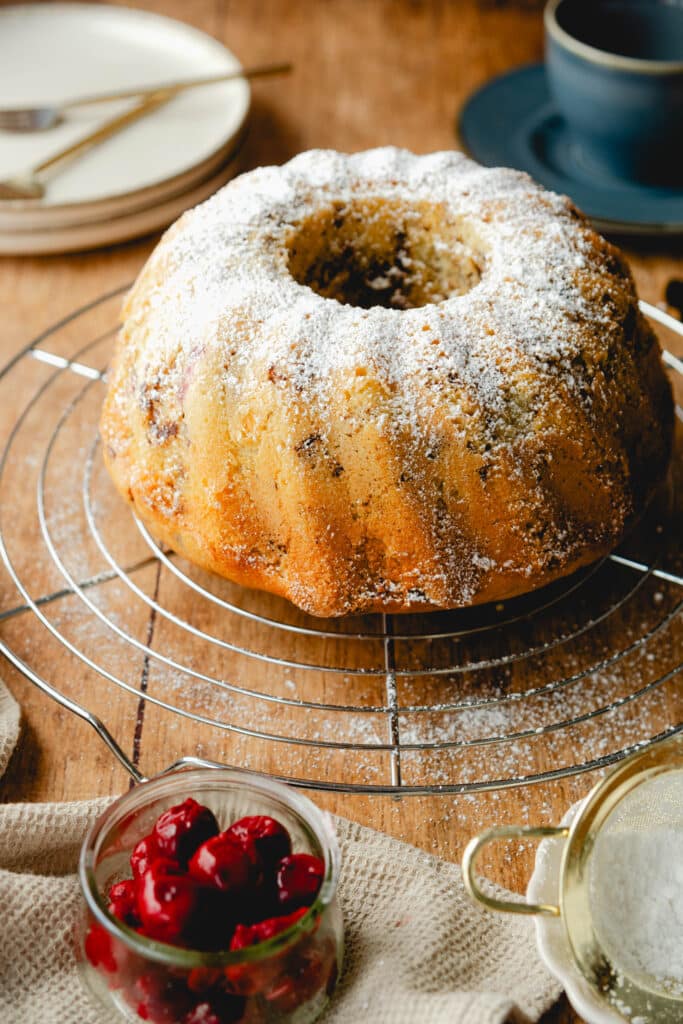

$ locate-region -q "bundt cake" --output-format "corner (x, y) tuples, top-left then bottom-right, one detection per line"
(100, 148), (674, 617)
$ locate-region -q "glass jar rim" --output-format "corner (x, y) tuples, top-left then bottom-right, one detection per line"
(79, 767), (341, 968)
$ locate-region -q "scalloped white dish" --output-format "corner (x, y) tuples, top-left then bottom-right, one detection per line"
(528, 801), (627, 1024)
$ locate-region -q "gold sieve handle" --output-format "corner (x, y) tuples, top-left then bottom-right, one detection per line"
(462, 825), (569, 917)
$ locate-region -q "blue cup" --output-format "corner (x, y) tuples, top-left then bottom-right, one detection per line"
(544, 0), (683, 185)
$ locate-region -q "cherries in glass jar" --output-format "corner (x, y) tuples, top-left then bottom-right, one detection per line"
(84, 798), (336, 1024)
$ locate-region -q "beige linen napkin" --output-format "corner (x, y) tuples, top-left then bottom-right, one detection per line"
(0, 679), (561, 1023)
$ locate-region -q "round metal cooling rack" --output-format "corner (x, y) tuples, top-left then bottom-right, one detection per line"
(0, 285), (681, 794)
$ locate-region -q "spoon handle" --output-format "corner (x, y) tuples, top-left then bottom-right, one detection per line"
(33, 91), (170, 178)
(60, 62), (292, 110)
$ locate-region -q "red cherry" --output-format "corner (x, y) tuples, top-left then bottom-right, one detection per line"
(225, 816), (291, 870)
(84, 922), (118, 973)
(227, 908), (308, 996)
(131, 971), (193, 1023)
(229, 907), (308, 951)
(185, 967), (224, 994)
(143, 855), (182, 876)
(264, 977), (301, 1013)
(188, 833), (252, 893)
(137, 860), (204, 945)
(131, 834), (167, 880)
(108, 879), (140, 927)
(265, 937), (336, 1012)
(275, 854), (324, 912)
(153, 798), (219, 865)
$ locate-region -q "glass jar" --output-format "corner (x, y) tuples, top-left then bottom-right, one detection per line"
(76, 768), (343, 1024)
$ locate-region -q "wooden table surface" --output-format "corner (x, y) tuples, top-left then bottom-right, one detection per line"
(1, 3), (682, 1023)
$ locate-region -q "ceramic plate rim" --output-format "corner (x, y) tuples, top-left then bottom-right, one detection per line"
(0, 3), (251, 218)
(0, 123), (249, 233)
(0, 148), (244, 255)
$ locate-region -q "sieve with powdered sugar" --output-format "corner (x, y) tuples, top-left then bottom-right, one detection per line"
(463, 735), (683, 1024)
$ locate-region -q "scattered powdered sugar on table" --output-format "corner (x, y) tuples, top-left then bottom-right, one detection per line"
(5, 365), (679, 795)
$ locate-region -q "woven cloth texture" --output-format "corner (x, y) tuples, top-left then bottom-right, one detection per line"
(0, 677), (561, 1023)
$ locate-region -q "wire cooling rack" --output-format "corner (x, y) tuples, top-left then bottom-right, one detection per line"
(0, 286), (681, 793)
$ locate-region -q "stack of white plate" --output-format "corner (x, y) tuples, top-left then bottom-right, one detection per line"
(0, 4), (251, 254)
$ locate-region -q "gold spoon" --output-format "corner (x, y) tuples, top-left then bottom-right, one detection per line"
(0, 91), (172, 200)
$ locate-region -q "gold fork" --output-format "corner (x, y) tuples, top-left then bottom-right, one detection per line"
(0, 62), (291, 132)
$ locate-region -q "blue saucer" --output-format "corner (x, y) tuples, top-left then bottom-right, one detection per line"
(459, 64), (683, 236)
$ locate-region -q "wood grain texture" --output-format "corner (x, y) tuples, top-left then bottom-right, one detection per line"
(1, 4), (682, 1024)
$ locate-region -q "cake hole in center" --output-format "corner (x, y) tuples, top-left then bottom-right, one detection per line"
(287, 198), (484, 310)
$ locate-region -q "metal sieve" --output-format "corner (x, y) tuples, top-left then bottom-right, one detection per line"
(463, 735), (683, 1023)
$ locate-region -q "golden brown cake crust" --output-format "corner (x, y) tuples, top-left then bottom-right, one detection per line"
(100, 148), (674, 617)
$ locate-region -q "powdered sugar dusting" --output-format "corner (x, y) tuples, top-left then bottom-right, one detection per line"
(102, 147), (671, 617)
(134, 146), (616, 416)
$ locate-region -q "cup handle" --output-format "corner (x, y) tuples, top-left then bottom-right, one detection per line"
(462, 824), (569, 917)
